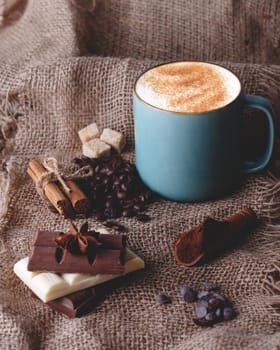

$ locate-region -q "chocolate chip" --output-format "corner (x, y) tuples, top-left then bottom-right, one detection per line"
(155, 293), (172, 305)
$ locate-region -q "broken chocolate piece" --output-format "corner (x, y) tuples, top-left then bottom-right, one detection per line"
(31, 276), (128, 318)
(32, 287), (100, 318)
(28, 228), (126, 274)
(31, 280), (119, 318)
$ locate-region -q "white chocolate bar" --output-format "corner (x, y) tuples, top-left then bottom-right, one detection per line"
(14, 248), (144, 302)
(82, 139), (111, 159)
(78, 122), (100, 144)
(100, 128), (126, 153)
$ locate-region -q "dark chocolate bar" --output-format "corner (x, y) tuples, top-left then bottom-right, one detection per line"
(31, 278), (125, 318)
(28, 231), (126, 274)
(32, 285), (105, 318)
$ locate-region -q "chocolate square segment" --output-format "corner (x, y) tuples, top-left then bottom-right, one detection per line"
(28, 231), (126, 274)
(32, 287), (99, 318)
(32, 280), (117, 318)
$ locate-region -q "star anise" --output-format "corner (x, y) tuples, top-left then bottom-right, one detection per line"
(55, 222), (102, 255)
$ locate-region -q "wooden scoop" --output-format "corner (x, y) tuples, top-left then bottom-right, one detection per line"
(174, 208), (257, 267)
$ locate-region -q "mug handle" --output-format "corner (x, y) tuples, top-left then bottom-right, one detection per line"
(240, 94), (275, 173)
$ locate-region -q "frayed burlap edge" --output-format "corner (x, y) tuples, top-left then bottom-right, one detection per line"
(0, 0), (27, 27)
(0, 91), (26, 224)
(256, 172), (280, 306)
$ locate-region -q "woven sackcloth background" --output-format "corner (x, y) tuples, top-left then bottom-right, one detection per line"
(0, 1), (280, 349)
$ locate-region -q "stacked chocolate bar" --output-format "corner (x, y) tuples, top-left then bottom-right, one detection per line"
(13, 223), (144, 318)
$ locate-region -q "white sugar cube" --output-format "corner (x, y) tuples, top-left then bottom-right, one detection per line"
(78, 122), (100, 143)
(100, 128), (126, 153)
(82, 139), (111, 159)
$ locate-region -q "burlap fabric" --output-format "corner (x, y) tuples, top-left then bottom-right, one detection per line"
(89, 0), (280, 64)
(0, 1), (280, 349)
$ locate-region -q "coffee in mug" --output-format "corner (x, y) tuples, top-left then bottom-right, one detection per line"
(133, 61), (275, 202)
(135, 62), (240, 113)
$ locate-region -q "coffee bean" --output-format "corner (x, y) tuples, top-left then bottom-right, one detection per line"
(95, 165), (101, 173)
(106, 169), (114, 176)
(137, 214), (151, 222)
(72, 155), (153, 220)
(73, 157), (84, 168)
(121, 183), (128, 192)
(122, 209), (134, 217)
(105, 199), (114, 208)
(102, 177), (110, 186)
(116, 190), (127, 199)
(104, 207), (118, 218)
(133, 204), (141, 211)
(93, 211), (105, 221)
(138, 194), (146, 202)
(113, 177), (120, 185)
(104, 220), (128, 232)
(119, 174), (128, 183)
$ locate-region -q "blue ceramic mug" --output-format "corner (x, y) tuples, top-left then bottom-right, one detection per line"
(133, 61), (275, 202)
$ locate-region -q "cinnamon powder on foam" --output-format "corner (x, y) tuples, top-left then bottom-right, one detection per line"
(138, 63), (230, 113)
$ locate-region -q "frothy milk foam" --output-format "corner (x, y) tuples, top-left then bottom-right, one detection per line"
(135, 62), (241, 113)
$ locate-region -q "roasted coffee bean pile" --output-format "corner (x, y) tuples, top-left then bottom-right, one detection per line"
(181, 282), (236, 327)
(73, 156), (153, 220)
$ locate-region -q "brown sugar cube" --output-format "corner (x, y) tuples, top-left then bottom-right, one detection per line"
(78, 123), (100, 144)
(100, 128), (126, 153)
(82, 139), (111, 159)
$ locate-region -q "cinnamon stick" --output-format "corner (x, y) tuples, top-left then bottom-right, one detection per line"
(64, 180), (91, 214)
(27, 159), (74, 218)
